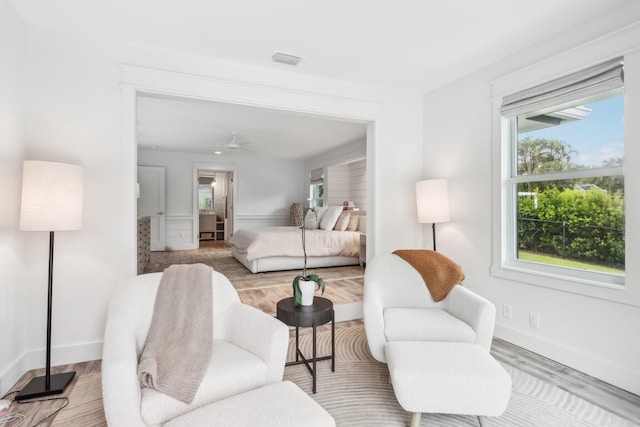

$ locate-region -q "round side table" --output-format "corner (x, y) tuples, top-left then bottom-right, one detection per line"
(276, 296), (335, 394)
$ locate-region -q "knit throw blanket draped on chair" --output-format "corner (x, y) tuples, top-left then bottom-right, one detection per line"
(137, 263), (213, 404)
(392, 249), (465, 302)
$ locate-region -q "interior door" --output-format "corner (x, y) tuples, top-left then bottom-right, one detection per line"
(138, 166), (166, 251)
(226, 173), (233, 239)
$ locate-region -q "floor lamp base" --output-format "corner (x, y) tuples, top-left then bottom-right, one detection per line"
(15, 371), (76, 401)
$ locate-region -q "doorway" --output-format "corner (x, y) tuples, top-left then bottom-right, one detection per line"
(196, 169), (234, 245)
(122, 65), (378, 277)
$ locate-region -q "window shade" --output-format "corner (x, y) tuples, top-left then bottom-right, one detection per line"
(501, 57), (624, 118)
(310, 168), (324, 183)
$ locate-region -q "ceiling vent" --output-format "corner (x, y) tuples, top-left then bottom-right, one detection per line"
(272, 51), (302, 66)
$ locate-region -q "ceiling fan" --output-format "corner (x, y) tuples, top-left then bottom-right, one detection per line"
(209, 131), (254, 152)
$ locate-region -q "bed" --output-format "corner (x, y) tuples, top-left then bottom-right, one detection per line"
(229, 209), (365, 273)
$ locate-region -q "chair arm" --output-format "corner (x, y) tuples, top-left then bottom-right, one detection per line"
(101, 318), (149, 427)
(225, 303), (289, 383)
(445, 285), (496, 351)
(363, 301), (388, 363)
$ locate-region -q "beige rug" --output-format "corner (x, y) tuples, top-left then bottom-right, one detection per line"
(51, 324), (637, 427)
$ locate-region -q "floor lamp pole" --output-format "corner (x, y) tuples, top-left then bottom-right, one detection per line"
(432, 223), (437, 251)
(46, 231), (54, 389)
(16, 231), (76, 401)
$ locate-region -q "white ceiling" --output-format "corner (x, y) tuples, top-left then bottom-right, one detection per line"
(136, 93), (367, 159)
(10, 0), (635, 159)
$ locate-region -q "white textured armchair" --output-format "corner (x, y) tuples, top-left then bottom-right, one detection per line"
(102, 270), (289, 426)
(363, 253), (496, 363)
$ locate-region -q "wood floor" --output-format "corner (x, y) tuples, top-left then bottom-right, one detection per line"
(1, 360), (101, 427)
(4, 243), (637, 425)
(4, 324), (639, 425)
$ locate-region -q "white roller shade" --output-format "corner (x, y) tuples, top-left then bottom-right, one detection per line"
(501, 57), (624, 118)
(310, 168), (324, 184)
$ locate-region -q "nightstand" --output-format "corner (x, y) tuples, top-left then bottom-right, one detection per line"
(359, 233), (366, 267)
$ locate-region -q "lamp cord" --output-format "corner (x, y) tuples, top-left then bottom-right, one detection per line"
(1, 390), (69, 427)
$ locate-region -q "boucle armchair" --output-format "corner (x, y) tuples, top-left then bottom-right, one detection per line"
(363, 253), (496, 363)
(102, 270), (289, 426)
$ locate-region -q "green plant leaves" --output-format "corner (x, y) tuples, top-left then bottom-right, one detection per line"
(291, 274), (325, 306)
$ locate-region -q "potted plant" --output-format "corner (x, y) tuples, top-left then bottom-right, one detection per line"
(292, 207), (326, 306)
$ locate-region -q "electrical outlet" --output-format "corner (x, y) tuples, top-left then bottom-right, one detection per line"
(180, 232), (185, 238)
(529, 312), (541, 329)
(502, 304), (512, 319)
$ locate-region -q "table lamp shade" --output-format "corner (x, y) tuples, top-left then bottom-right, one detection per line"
(20, 161), (84, 231)
(416, 179), (450, 224)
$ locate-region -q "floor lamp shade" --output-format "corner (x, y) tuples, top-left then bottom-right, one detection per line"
(20, 161), (84, 231)
(16, 160), (83, 401)
(416, 179), (450, 224)
(416, 179), (450, 251)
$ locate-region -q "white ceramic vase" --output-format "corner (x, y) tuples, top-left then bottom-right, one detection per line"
(298, 280), (316, 306)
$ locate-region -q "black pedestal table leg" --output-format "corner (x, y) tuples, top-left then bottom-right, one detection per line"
(331, 309), (335, 372)
(295, 326), (299, 362)
(312, 323), (317, 394)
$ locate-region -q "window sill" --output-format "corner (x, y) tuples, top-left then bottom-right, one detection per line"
(490, 263), (640, 307)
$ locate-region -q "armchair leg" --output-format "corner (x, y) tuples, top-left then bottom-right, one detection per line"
(409, 412), (421, 427)
(478, 415), (490, 426)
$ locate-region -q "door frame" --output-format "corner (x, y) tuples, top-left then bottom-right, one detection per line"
(121, 64), (380, 277)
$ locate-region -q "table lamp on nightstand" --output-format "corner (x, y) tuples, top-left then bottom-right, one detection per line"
(16, 160), (84, 401)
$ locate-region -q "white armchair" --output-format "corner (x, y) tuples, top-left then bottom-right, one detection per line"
(102, 270), (289, 426)
(363, 253), (496, 363)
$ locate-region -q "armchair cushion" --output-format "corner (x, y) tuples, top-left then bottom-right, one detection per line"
(140, 340), (268, 425)
(384, 308), (476, 343)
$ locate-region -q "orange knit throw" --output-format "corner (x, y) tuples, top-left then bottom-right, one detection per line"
(392, 249), (465, 302)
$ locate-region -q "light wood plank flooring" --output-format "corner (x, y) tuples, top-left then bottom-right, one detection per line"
(4, 326), (639, 425)
(1, 360), (101, 427)
(5, 244), (635, 424)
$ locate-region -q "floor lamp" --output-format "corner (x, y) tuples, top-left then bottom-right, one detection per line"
(16, 161), (84, 401)
(416, 179), (450, 251)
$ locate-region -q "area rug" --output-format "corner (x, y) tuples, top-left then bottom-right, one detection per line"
(49, 324), (637, 427)
(282, 324), (637, 427)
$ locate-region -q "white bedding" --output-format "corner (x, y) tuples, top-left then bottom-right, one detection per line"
(229, 226), (360, 262)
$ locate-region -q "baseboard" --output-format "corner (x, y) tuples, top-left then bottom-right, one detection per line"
(0, 340), (103, 396)
(335, 302), (363, 322)
(494, 323), (640, 396)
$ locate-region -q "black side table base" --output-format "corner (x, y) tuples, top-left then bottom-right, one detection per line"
(277, 297), (335, 394)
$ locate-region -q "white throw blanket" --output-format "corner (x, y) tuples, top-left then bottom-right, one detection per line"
(137, 263), (213, 404)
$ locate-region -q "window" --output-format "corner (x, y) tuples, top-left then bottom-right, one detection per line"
(500, 58), (625, 286)
(309, 168), (324, 208)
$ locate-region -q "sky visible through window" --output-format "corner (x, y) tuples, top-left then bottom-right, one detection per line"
(520, 95), (624, 168)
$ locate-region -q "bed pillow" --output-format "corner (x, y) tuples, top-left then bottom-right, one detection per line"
(320, 206), (344, 231)
(304, 206), (328, 229)
(289, 203), (304, 227)
(346, 214), (360, 231)
(333, 212), (350, 231)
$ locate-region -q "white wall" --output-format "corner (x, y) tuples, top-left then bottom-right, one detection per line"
(422, 7), (640, 394)
(0, 0), (28, 393)
(327, 159), (366, 210)
(138, 149), (303, 245)
(1, 13), (423, 393)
